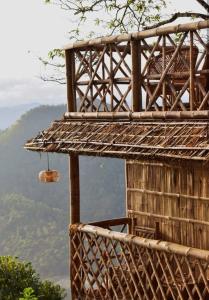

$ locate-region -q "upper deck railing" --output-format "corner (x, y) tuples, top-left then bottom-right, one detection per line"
(64, 20), (209, 114)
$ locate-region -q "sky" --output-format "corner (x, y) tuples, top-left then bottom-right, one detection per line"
(0, 0), (205, 108)
(0, 0), (69, 107)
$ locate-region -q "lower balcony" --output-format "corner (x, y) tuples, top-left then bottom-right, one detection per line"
(70, 218), (209, 300)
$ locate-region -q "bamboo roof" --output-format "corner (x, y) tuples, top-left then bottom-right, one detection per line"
(25, 117), (209, 161)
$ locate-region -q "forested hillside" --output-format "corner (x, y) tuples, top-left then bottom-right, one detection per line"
(0, 105), (125, 278)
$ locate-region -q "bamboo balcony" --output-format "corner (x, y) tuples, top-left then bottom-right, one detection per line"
(70, 218), (209, 300)
(64, 20), (209, 114)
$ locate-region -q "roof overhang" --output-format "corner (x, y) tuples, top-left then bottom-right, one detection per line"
(24, 116), (209, 162)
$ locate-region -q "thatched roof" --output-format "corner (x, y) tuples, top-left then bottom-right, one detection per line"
(24, 117), (209, 161)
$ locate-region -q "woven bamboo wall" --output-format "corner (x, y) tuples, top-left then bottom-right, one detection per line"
(126, 160), (209, 250)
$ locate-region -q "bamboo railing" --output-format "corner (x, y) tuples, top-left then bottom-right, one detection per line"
(70, 223), (209, 300)
(65, 20), (209, 114)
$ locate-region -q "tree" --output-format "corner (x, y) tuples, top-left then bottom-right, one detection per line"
(44, 0), (209, 35)
(41, 0), (209, 83)
(19, 288), (37, 300)
(0, 256), (66, 300)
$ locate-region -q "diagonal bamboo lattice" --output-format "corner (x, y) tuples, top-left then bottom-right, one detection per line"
(65, 20), (209, 113)
(70, 223), (209, 300)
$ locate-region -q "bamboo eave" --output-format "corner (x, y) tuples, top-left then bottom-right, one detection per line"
(64, 20), (209, 50)
(24, 118), (209, 161)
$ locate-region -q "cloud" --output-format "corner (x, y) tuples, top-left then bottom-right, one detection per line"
(0, 77), (66, 107)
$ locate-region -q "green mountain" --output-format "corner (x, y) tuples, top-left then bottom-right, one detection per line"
(0, 193), (67, 277)
(0, 105), (125, 278)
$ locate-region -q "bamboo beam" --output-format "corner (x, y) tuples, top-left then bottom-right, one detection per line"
(127, 187), (209, 203)
(24, 145), (209, 161)
(64, 110), (209, 120)
(68, 44), (193, 52)
(89, 217), (131, 227)
(38, 139), (209, 151)
(76, 78), (131, 86)
(64, 20), (209, 50)
(65, 50), (76, 112)
(131, 40), (142, 111)
(128, 209), (209, 227)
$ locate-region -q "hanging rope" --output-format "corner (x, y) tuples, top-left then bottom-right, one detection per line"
(47, 152), (50, 171)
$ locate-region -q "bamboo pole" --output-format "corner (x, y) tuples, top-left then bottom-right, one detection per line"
(65, 50), (76, 112)
(69, 153), (80, 297)
(110, 45), (114, 111)
(64, 110), (209, 120)
(66, 49), (81, 297)
(64, 20), (209, 50)
(162, 35), (167, 110)
(65, 49), (80, 223)
(89, 217), (131, 227)
(190, 31), (195, 110)
(69, 154), (80, 224)
(131, 40), (142, 111)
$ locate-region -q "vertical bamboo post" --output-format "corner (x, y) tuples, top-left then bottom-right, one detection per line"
(190, 31), (195, 111)
(65, 49), (80, 223)
(65, 49), (76, 112)
(110, 45), (114, 111)
(102, 55), (106, 111)
(66, 49), (81, 297)
(69, 154), (80, 224)
(131, 40), (142, 112)
(162, 35), (167, 110)
(90, 49), (94, 112)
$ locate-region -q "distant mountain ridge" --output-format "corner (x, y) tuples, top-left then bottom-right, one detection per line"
(0, 104), (125, 279)
(0, 103), (39, 129)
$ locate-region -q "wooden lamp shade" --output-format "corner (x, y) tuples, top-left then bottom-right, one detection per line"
(38, 170), (60, 183)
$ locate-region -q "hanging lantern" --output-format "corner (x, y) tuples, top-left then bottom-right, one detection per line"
(39, 153), (60, 183)
(39, 169), (60, 183)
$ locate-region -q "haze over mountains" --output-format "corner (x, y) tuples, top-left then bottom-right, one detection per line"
(0, 103), (39, 129)
(0, 104), (125, 282)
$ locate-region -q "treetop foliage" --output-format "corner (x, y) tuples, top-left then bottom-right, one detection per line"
(42, 0), (209, 83)
(0, 256), (66, 300)
(44, 0), (209, 39)
(45, 0), (166, 36)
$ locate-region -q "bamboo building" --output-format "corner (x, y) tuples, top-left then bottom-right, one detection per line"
(25, 20), (209, 299)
